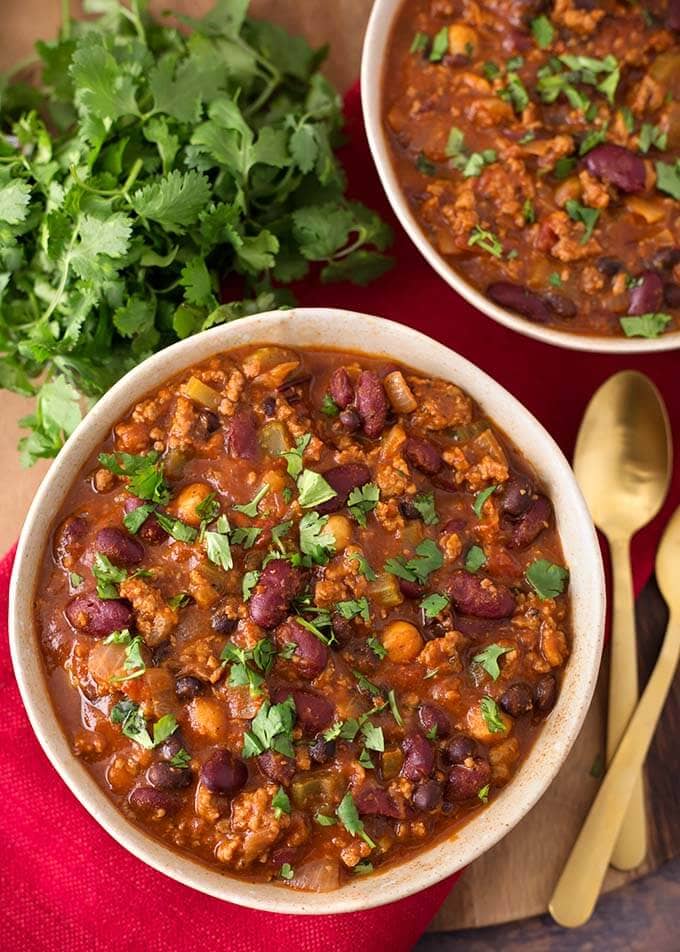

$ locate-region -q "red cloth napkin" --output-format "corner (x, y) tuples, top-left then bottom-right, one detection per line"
(3, 83), (679, 951)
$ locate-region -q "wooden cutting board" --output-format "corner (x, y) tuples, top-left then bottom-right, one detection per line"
(2, 0), (679, 932)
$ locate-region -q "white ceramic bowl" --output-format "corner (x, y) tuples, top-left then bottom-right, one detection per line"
(9, 308), (605, 914)
(361, 0), (679, 354)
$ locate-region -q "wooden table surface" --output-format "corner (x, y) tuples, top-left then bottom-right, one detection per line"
(2, 1), (678, 943)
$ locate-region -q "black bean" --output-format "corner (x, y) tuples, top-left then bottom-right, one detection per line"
(309, 734), (336, 764)
(175, 676), (204, 701)
(413, 780), (443, 811)
(158, 734), (186, 762)
(443, 734), (477, 765)
(500, 473), (534, 517)
(596, 256), (623, 277)
(535, 673), (558, 713)
(262, 395), (276, 417)
(399, 499), (422, 521)
(200, 749), (248, 795)
(339, 408), (361, 432)
(211, 611), (237, 635)
(147, 761), (192, 790)
(499, 682), (534, 717)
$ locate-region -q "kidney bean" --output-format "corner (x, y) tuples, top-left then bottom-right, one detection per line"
(418, 702), (451, 738)
(129, 786), (180, 817)
(147, 761), (192, 790)
(663, 283), (680, 309)
(500, 473), (534, 517)
(331, 612), (353, 645)
(583, 144), (645, 193)
(175, 676), (204, 701)
(668, 0), (680, 29)
(399, 578), (425, 600)
(225, 410), (258, 460)
(404, 437), (442, 474)
(401, 732), (434, 781)
(329, 367), (354, 409)
(443, 734), (477, 766)
(95, 526), (144, 566)
(53, 514), (88, 565)
(158, 733), (186, 762)
(257, 749), (296, 785)
(545, 292), (577, 319)
(211, 611), (237, 635)
(309, 734), (336, 764)
(487, 282), (551, 323)
(499, 682), (534, 717)
(355, 785), (402, 819)
(123, 497), (167, 544)
(446, 758), (491, 801)
(446, 571), (516, 619)
(200, 749), (248, 795)
(413, 779), (443, 812)
(596, 256), (623, 277)
(292, 690), (334, 733)
(355, 370), (388, 438)
(65, 594), (133, 638)
(248, 559), (305, 629)
(316, 463), (372, 515)
(629, 271), (664, 315)
(339, 408), (361, 432)
(502, 27), (532, 52)
(276, 618), (328, 680)
(505, 495), (552, 549)
(535, 673), (558, 713)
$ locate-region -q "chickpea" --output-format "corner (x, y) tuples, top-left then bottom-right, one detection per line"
(326, 514), (353, 551)
(262, 468), (288, 494)
(554, 176), (582, 208)
(448, 23), (478, 59)
(466, 702), (512, 745)
(169, 482), (214, 526)
(382, 620), (423, 663)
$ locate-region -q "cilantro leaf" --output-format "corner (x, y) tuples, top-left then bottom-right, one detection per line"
(385, 538), (443, 584)
(98, 451), (170, 505)
(565, 200), (599, 244)
(347, 483), (379, 527)
(620, 312), (672, 339)
(367, 636), (387, 659)
(296, 470), (337, 509)
(321, 393), (339, 416)
(336, 792), (376, 849)
(280, 433), (311, 478)
(465, 545), (487, 573)
(531, 16), (555, 49)
(233, 484), (270, 517)
(92, 553), (127, 599)
(242, 696), (297, 759)
(655, 160), (680, 200)
(387, 688), (403, 727)
(473, 485), (498, 517)
(299, 511), (336, 564)
(155, 512), (199, 544)
(412, 492), (439, 526)
(272, 786), (291, 819)
(526, 559), (569, 599)
(468, 225), (503, 258)
(420, 593), (449, 619)
(473, 643), (513, 681)
(337, 598), (370, 623)
(348, 551), (377, 581)
(480, 696), (506, 733)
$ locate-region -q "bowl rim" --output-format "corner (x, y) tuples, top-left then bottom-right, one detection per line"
(360, 0), (680, 354)
(9, 307), (605, 915)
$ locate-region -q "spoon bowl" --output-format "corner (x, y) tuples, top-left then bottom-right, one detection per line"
(574, 371), (671, 538)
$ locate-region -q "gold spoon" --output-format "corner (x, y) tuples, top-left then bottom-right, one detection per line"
(573, 371), (671, 871)
(549, 504), (680, 927)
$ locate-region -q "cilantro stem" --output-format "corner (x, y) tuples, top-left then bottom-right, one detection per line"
(120, 0), (147, 44)
(42, 220), (80, 322)
(244, 71), (283, 118)
(60, 0), (71, 41)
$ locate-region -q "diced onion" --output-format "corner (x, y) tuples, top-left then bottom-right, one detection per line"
(383, 370), (417, 414)
(625, 196), (665, 224)
(242, 347), (298, 379)
(290, 858), (341, 892)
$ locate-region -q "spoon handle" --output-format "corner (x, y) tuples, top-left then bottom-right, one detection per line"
(607, 535), (647, 870)
(549, 614), (680, 928)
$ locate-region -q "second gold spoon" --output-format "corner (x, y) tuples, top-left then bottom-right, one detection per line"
(573, 371), (671, 870)
(549, 504), (680, 927)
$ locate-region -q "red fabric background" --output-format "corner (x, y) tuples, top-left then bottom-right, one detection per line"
(2, 85), (678, 951)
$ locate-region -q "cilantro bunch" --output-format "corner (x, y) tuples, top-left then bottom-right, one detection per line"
(0, 0), (392, 464)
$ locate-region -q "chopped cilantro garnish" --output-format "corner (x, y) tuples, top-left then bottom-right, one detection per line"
(98, 451), (170, 505)
(554, 157), (576, 180)
(204, 515), (233, 570)
(549, 272), (563, 287)
(416, 153), (437, 176)
(321, 393), (340, 416)
(92, 553), (127, 599)
(354, 861), (374, 875)
(299, 511), (336, 564)
(169, 748), (191, 768)
(499, 71), (529, 114)
(483, 61), (500, 80)
(272, 786), (292, 819)
(412, 491), (439, 526)
(423, 668), (439, 680)
(579, 125), (608, 156)
(296, 470), (337, 509)
(315, 812), (336, 826)
(280, 863), (294, 881)
(347, 483), (380, 527)
(462, 150), (497, 178)
(531, 15), (555, 49)
(338, 598), (371, 623)
(155, 511), (198, 543)
(565, 200), (599, 244)
(525, 559), (569, 599)
(464, 545), (487, 573)
(153, 714), (178, 746)
(221, 640), (274, 697)
(620, 312), (672, 339)
(233, 484), (270, 518)
(280, 433), (311, 479)
(358, 747), (374, 769)
(387, 688), (404, 726)
(410, 31), (429, 55)
(271, 520), (293, 554)
(69, 571), (83, 588)
(336, 792), (376, 849)
(385, 538), (443, 584)
(429, 26), (449, 62)
(620, 106), (635, 133)
(420, 593), (449, 619)
(348, 550), (377, 581)
(123, 501), (156, 534)
(468, 225), (503, 258)
(480, 697), (506, 734)
(242, 696), (297, 759)
(473, 643), (513, 681)
(231, 526), (262, 549)
(367, 636), (388, 659)
(446, 126), (465, 159)
(109, 633), (146, 683)
(522, 199), (535, 224)
(655, 160), (680, 200)
(242, 569), (260, 601)
(111, 702), (177, 750)
(295, 615), (335, 647)
(639, 123), (668, 154)
(478, 784), (490, 803)
(361, 721), (384, 752)
(353, 669), (381, 697)
(195, 492), (220, 524)
(473, 484), (498, 517)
